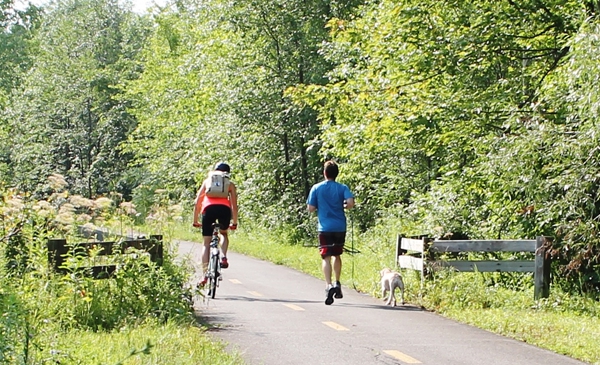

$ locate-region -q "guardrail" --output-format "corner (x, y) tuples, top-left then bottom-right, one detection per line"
(396, 235), (551, 299)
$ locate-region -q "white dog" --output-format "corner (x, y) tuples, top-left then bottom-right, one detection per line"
(380, 268), (405, 306)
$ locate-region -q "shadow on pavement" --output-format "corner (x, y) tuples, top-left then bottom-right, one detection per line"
(193, 294), (424, 332)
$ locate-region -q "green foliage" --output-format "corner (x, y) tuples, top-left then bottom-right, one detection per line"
(0, 0), (43, 187)
(37, 321), (245, 365)
(0, 0), (42, 94)
(0, 286), (28, 364)
(2, 0), (600, 300)
(124, 0), (364, 239)
(52, 256), (192, 329)
(123, 5), (229, 201)
(290, 0), (587, 230)
(5, 0), (151, 198)
(286, 0), (600, 296)
(0, 186), (196, 362)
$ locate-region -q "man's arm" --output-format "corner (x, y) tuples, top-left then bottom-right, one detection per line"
(229, 183), (238, 225)
(192, 182), (206, 226)
(307, 204), (317, 213)
(344, 197), (355, 209)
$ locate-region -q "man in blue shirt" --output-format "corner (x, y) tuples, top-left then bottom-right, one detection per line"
(307, 160), (355, 305)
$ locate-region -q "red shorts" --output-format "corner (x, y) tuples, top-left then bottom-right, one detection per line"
(318, 232), (346, 258)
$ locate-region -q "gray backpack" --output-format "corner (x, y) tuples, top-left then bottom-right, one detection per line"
(205, 170), (230, 198)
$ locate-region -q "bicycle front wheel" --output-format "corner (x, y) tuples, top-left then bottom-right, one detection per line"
(209, 254), (219, 299)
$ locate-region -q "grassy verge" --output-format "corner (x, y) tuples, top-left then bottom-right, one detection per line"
(9, 319), (243, 365)
(445, 308), (598, 361)
(41, 320), (244, 365)
(171, 223), (600, 365)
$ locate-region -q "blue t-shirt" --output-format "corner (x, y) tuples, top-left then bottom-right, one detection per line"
(306, 180), (354, 232)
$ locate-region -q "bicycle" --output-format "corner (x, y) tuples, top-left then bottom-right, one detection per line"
(205, 223), (223, 299)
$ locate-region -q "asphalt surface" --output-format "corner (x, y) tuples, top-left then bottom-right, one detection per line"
(177, 239), (589, 365)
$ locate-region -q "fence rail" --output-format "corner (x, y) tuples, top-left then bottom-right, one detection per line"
(396, 235), (551, 299)
(47, 235), (163, 279)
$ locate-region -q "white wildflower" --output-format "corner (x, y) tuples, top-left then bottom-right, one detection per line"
(6, 196), (25, 211)
(47, 173), (68, 191)
(168, 204), (183, 215)
(54, 212), (75, 225)
(94, 197), (113, 210)
(76, 213), (93, 222)
(32, 200), (56, 217)
(169, 204), (184, 222)
(69, 195), (95, 208)
(119, 202), (137, 215)
(58, 203), (75, 214)
(81, 222), (97, 231)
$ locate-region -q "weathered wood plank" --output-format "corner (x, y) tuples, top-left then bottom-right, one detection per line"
(433, 260), (535, 272)
(431, 240), (537, 253)
(401, 238), (426, 252)
(398, 255), (424, 271)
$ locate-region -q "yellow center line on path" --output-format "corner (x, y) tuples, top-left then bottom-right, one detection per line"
(247, 291), (263, 297)
(282, 304), (305, 311)
(322, 321), (349, 331)
(228, 279), (242, 284)
(383, 350), (422, 364)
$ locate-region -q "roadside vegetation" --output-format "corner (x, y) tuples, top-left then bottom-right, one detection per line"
(0, 186), (244, 364)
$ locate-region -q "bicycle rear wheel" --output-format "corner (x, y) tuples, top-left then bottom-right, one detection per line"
(209, 254), (219, 299)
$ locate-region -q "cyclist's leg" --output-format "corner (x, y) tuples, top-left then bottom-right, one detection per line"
(201, 206), (219, 273)
(214, 205), (232, 258)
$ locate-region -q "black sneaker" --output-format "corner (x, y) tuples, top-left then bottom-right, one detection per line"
(325, 286), (336, 305)
(334, 281), (343, 299)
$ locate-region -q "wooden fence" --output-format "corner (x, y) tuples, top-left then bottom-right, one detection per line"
(396, 236), (551, 299)
(47, 235), (163, 279)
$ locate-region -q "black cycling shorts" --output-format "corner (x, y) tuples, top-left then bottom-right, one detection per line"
(201, 204), (232, 236)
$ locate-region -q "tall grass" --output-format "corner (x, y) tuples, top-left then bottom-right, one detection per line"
(0, 185), (241, 364)
(29, 320), (244, 365)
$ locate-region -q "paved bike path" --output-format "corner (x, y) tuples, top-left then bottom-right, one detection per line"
(177, 239), (589, 365)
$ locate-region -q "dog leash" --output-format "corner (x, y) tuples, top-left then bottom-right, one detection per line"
(347, 208), (359, 291)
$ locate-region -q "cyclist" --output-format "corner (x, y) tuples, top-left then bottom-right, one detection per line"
(192, 162), (239, 287)
(307, 160), (355, 305)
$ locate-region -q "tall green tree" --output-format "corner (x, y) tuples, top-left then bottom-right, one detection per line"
(0, 0), (42, 184)
(126, 0), (362, 237)
(6, 0), (150, 197)
(218, 0), (363, 232)
(291, 0), (600, 293)
(486, 20), (600, 293)
(124, 2), (237, 205)
(290, 0), (586, 231)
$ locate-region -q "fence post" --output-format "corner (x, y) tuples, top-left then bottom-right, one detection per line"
(395, 234), (405, 268)
(149, 235), (164, 264)
(534, 236), (550, 299)
(47, 238), (67, 272)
